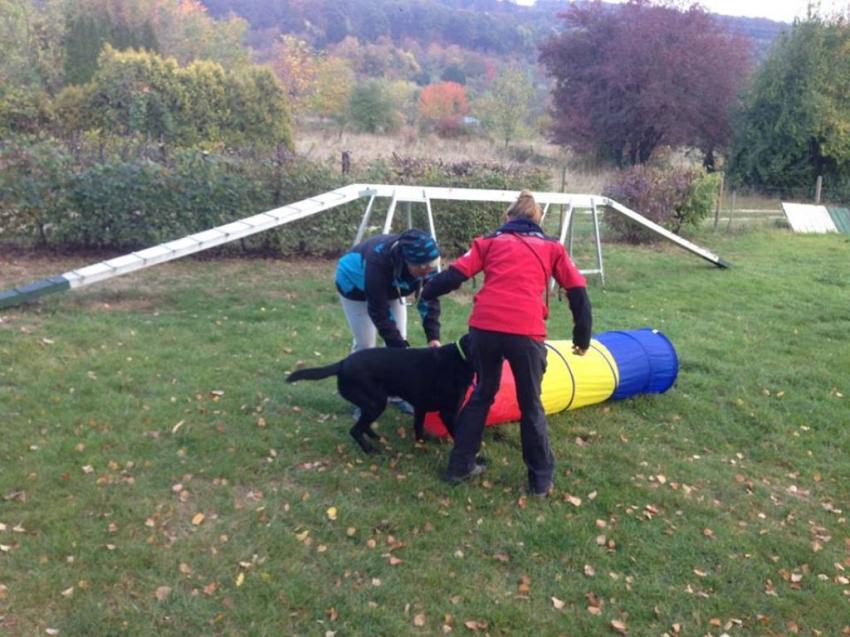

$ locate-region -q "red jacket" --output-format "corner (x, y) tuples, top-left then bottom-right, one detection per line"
(426, 219), (589, 342)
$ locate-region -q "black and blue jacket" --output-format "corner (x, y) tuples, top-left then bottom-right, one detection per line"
(335, 234), (441, 348)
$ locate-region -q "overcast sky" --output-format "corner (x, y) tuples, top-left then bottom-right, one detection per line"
(518, 1), (842, 23)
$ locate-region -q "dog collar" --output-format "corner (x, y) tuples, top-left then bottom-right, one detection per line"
(455, 339), (467, 361)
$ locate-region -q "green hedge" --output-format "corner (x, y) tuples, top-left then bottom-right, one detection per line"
(0, 139), (551, 257)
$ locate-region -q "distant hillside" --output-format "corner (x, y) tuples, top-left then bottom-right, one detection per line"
(202, 0), (788, 60)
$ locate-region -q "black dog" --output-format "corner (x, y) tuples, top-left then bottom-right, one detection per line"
(286, 335), (473, 453)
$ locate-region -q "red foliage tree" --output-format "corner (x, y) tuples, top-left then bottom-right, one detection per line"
(539, 0), (752, 167)
(417, 81), (469, 122)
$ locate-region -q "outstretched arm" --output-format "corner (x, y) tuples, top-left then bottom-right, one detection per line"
(552, 246), (592, 354)
(421, 266), (468, 301)
(566, 287), (592, 354)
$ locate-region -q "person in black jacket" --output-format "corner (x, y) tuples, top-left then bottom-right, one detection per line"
(335, 229), (442, 414)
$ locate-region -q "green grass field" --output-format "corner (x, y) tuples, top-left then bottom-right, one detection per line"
(1, 227), (849, 636)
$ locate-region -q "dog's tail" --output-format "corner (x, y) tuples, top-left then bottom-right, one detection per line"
(286, 361), (343, 383)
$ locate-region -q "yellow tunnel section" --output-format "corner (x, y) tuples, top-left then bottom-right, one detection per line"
(541, 340), (619, 412)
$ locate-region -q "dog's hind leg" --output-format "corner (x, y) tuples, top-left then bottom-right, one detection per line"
(345, 392), (387, 453)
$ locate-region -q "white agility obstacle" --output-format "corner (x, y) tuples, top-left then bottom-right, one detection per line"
(0, 184), (729, 309)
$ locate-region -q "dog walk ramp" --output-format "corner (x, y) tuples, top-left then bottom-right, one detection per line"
(0, 184), (729, 309)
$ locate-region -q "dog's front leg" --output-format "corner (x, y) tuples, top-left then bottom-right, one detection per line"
(439, 408), (457, 439)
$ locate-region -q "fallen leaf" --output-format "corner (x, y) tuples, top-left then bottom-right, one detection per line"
(551, 596), (565, 610)
(584, 564), (596, 577)
(517, 574), (531, 595)
(566, 494), (582, 507)
(414, 613), (426, 626)
(463, 619), (487, 631)
(235, 572), (245, 587)
(611, 619), (628, 634)
(171, 420), (185, 434)
(179, 562), (192, 575)
(191, 513), (205, 525)
(61, 586), (74, 598)
(202, 582), (218, 596)
(326, 507), (338, 521)
(389, 556), (403, 566)
(155, 586), (172, 601)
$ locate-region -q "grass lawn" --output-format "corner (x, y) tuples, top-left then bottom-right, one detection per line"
(1, 227), (849, 636)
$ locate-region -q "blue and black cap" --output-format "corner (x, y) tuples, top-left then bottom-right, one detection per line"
(397, 229), (440, 266)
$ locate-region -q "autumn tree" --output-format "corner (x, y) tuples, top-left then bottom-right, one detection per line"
(729, 15), (850, 192)
(307, 56), (355, 134)
(348, 80), (401, 133)
(539, 0), (752, 167)
(477, 66), (533, 147)
(270, 35), (319, 117)
(417, 81), (469, 123)
(63, 0), (250, 85)
(0, 0), (65, 93)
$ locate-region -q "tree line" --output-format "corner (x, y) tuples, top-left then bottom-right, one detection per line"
(3, 0), (850, 254)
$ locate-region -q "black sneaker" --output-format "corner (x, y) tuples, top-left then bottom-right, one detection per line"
(442, 462), (486, 485)
(528, 483), (554, 498)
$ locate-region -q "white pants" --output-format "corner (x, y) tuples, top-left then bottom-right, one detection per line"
(339, 295), (408, 352)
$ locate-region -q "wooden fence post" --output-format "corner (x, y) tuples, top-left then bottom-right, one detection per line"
(726, 189), (736, 231)
(714, 171), (725, 230)
(815, 175), (823, 204)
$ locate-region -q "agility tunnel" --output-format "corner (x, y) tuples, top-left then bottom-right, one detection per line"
(423, 328), (678, 436)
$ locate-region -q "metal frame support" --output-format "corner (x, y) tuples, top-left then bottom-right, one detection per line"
(423, 190), (441, 272)
(353, 194), (376, 246)
(381, 189), (399, 234)
(588, 198), (606, 286)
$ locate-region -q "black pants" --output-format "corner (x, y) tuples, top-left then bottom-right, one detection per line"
(447, 327), (554, 491)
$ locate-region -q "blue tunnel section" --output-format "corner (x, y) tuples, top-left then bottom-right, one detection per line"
(595, 328), (679, 399)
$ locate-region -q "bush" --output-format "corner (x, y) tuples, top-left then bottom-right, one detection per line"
(603, 165), (719, 243)
(435, 116), (465, 139)
(0, 138), (551, 258)
(0, 136), (72, 246)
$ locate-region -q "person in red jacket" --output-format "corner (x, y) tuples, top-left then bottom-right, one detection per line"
(422, 190), (592, 495)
